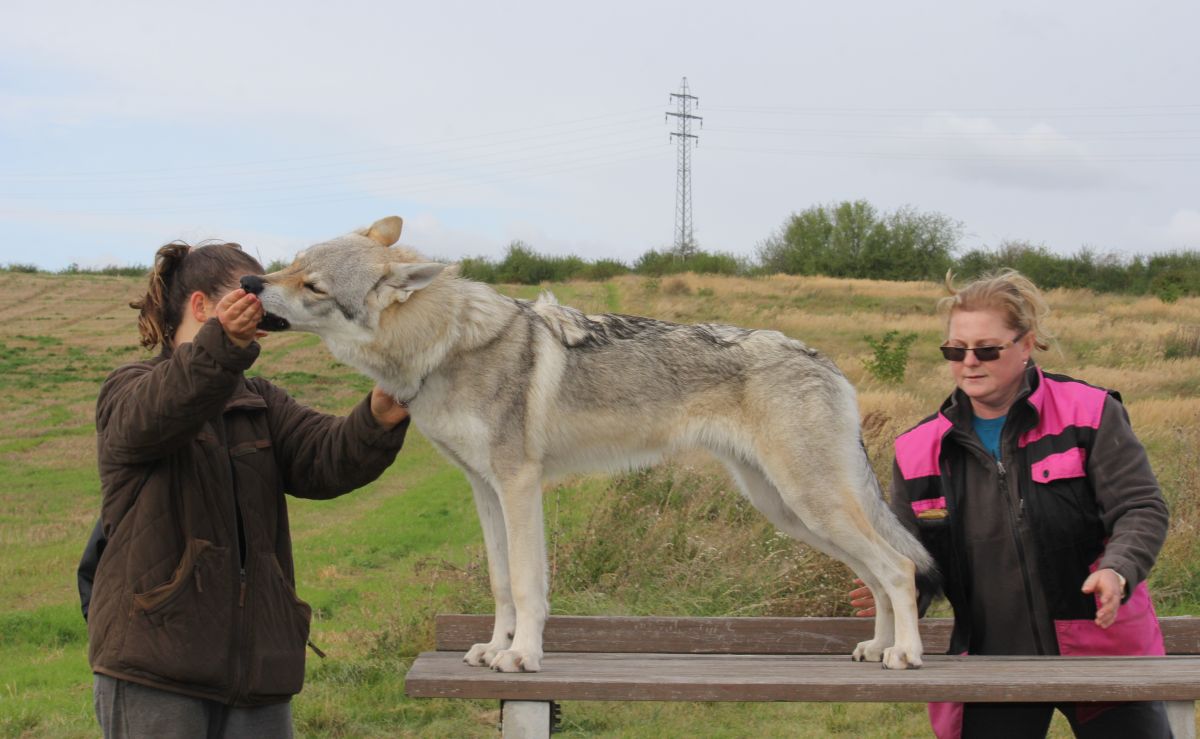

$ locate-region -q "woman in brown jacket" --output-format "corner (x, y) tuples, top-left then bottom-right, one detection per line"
(88, 241), (411, 738)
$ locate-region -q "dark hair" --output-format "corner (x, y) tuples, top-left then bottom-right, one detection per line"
(131, 241), (264, 350)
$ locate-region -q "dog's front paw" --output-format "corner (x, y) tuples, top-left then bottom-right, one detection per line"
(464, 642), (503, 667)
(852, 639), (887, 663)
(881, 645), (922, 670)
(490, 648), (543, 673)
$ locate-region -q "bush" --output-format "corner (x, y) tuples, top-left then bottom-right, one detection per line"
(58, 264), (149, 277)
(759, 200), (959, 281)
(953, 244), (1200, 300)
(579, 258), (629, 281)
(494, 242), (588, 284)
(457, 256), (498, 283)
(3, 263), (41, 273)
(1163, 326), (1200, 359)
(662, 277), (691, 296)
(863, 330), (919, 384)
(634, 248), (741, 277)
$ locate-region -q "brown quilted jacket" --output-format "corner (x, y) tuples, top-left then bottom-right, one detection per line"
(88, 318), (409, 705)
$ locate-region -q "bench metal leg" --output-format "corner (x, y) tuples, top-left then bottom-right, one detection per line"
(1167, 700), (1195, 739)
(501, 700), (551, 739)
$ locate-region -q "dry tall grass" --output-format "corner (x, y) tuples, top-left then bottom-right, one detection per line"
(545, 273), (1200, 619)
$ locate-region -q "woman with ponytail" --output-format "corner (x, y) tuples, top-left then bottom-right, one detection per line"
(86, 241), (411, 738)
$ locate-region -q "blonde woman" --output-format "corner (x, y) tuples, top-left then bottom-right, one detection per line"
(850, 270), (1170, 738)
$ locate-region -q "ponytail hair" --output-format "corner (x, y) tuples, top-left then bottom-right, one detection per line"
(130, 241), (264, 350)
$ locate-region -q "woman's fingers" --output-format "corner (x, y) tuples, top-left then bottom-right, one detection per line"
(217, 289), (263, 347)
(848, 577), (876, 617)
(1082, 569), (1121, 629)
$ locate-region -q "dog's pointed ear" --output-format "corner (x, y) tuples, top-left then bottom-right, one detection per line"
(375, 262), (445, 304)
(357, 216), (404, 247)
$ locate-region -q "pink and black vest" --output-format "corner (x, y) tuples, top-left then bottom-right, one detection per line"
(895, 366), (1164, 659)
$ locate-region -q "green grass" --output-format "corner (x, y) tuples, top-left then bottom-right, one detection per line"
(0, 271), (1196, 737)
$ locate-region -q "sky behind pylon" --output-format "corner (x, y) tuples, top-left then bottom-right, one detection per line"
(1, 0), (1197, 270)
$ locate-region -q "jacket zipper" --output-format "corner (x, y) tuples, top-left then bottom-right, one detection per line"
(231, 468), (253, 704)
(216, 415), (252, 705)
(999, 458), (1049, 655)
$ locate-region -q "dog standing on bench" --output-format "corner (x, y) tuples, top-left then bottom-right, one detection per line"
(246, 216), (936, 672)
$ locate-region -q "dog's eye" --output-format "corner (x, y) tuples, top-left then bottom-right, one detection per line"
(304, 282), (325, 295)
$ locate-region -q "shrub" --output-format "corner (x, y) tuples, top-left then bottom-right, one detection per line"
(3, 263), (41, 274)
(1163, 326), (1200, 359)
(579, 258), (629, 281)
(759, 200), (959, 281)
(863, 330), (919, 384)
(634, 248), (741, 277)
(58, 264), (149, 277)
(457, 256), (498, 283)
(494, 241), (587, 284)
(662, 277), (691, 296)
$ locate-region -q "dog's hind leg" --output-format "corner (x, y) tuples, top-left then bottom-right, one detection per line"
(748, 452), (924, 669)
(489, 466), (548, 673)
(462, 471), (516, 667)
(721, 455), (898, 662)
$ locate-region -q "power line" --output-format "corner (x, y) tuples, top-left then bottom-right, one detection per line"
(666, 77), (701, 257)
(0, 107), (663, 182)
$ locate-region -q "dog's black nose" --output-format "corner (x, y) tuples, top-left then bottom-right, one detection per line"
(240, 275), (265, 295)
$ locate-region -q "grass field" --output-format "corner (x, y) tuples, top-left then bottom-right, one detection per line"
(1, 270), (1197, 737)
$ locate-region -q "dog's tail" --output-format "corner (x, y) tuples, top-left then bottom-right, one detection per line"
(856, 440), (941, 602)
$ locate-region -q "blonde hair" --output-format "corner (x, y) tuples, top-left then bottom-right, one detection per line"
(937, 269), (1053, 351)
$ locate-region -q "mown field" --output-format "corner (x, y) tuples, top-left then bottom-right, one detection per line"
(1, 270), (1198, 737)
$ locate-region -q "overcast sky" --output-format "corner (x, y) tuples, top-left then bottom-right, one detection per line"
(1, 0), (1197, 270)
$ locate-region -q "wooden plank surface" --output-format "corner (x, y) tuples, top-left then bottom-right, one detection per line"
(406, 652), (1200, 703)
(435, 615), (1200, 655)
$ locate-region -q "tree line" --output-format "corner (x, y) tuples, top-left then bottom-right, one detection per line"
(6, 200), (1197, 301)
(456, 200), (1199, 301)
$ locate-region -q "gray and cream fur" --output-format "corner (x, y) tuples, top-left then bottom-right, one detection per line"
(253, 216), (935, 672)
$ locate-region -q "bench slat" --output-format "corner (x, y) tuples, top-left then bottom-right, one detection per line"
(435, 615), (1200, 655)
(407, 652), (1200, 703)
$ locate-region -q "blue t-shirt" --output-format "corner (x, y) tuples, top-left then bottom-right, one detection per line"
(973, 415), (1006, 460)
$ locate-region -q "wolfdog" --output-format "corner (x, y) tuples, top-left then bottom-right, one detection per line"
(245, 216), (935, 672)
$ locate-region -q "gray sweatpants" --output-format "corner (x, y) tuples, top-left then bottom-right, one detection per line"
(94, 674), (293, 739)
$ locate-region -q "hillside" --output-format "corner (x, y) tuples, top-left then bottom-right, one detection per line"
(1, 271), (1198, 737)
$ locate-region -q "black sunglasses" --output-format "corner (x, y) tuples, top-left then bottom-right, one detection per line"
(939, 336), (1022, 362)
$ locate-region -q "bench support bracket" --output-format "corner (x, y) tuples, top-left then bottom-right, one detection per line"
(500, 700), (551, 739)
(1166, 700), (1195, 739)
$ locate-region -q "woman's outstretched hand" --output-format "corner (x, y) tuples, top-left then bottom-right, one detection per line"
(216, 289), (264, 348)
(849, 578), (876, 617)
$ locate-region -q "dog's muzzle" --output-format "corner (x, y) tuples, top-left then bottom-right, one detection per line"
(240, 274), (291, 331)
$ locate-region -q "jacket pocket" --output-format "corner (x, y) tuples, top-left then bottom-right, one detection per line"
(1031, 447), (1086, 483)
(119, 538), (233, 687)
(1053, 581), (1165, 657)
(246, 552), (312, 699)
(913, 496), (950, 529)
(229, 438), (280, 493)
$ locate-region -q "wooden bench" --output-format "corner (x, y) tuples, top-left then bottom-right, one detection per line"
(405, 615), (1200, 738)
